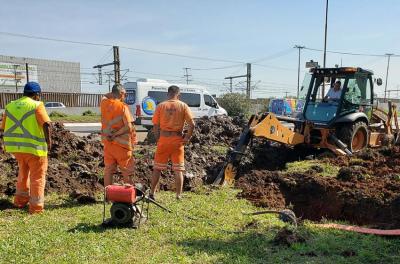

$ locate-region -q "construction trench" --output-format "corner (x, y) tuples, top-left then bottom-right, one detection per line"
(1, 116), (400, 229)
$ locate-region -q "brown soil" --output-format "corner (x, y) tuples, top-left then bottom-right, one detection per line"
(0, 116), (245, 196)
(273, 227), (307, 246)
(0, 122), (103, 196)
(134, 115), (247, 191)
(236, 146), (400, 228)
(2, 116), (400, 229)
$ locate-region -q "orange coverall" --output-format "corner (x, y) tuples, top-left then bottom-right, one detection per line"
(1, 105), (50, 214)
(152, 99), (193, 171)
(101, 99), (135, 186)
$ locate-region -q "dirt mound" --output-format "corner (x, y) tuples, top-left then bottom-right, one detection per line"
(134, 116), (247, 191)
(236, 166), (400, 228)
(0, 122), (103, 196)
(273, 227), (307, 246)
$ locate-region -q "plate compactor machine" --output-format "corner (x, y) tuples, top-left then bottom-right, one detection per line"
(215, 67), (399, 185)
(102, 184), (171, 228)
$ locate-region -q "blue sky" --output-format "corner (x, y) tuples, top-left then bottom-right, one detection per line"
(1, 0), (399, 97)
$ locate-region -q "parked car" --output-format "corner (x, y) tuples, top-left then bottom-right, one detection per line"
(44, 102), (66, 109)
(124, 79), (227, 129)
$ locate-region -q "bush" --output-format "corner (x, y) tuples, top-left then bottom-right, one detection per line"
(218, 93), (251, 117)
(82, 110), (97, 116)
(49, 111), (67, 117)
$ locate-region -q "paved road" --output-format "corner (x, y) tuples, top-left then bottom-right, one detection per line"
(64, 123), (148, 141)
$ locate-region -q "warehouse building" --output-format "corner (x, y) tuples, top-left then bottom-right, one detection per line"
(0, 55), (81, 93)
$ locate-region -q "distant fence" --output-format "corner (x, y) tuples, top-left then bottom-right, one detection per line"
(0, 92), (103, 108)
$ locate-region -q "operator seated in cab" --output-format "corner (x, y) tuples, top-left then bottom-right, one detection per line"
(323, 81), (342, 102)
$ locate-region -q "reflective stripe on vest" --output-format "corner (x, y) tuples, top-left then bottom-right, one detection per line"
(4, 109), (46, 142)
(101, 114), (131, 148)
(3, 97), (48, 156)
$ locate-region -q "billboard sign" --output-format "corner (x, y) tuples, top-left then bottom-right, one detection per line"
(0, 62), (38, 88)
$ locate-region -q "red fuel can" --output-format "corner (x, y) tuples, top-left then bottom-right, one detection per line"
(106, 185), (136, 203)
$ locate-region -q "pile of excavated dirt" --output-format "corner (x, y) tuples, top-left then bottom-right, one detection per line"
(0, 116), (247, 196)
(235, 146), (400, 228)
(0, 122), (104, 196)
(134, 115), (248, 191)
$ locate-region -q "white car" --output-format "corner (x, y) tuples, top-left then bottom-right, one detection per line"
(124, 79), (227, 129)
(44, 102), (66, 109)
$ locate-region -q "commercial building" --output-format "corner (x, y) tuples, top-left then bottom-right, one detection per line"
(0, 55), (81, 93)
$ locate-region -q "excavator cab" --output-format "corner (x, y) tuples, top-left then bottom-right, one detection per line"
(298, 67), (373, 127)
(215, 67), (399, 185)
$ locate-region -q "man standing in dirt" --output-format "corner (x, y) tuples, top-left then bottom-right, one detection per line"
(101, 84), (135, 186)
(0, 82), (52, 214)
(150, 85), (195, 200)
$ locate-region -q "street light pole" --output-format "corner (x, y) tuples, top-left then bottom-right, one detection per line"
(294, 45), (305, 99)
(384, 53), (394, 102)
(322, 0), (329, 97)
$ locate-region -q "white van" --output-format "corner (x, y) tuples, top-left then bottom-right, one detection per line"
(124, 79), (227, 128)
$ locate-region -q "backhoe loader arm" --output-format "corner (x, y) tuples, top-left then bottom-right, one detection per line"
(214, 113), (305, 185)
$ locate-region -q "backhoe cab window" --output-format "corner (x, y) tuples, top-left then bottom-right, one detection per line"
(304, 76), (343, 122)
(299, 73), (312, 100)
(341, 73), (371, 114)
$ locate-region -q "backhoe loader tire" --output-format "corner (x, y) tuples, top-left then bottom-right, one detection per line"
(337, 121), (369, 153)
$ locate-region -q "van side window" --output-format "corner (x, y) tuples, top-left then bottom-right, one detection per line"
(204, 94), (214, 107)
(148, 91), (168, 105)
(180, 93), (200, 107)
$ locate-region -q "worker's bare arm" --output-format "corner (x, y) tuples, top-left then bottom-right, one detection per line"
(183, 119), (195, 144)
(0, 128), (3, 154)
(153, 124), (160, 142)
(43, 122), (52, 151)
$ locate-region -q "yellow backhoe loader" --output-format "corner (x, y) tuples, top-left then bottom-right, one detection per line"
(214, 67), (399, 185)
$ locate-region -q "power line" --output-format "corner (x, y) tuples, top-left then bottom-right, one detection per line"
(0, 31), (245, 63)
(250, 48), (295, 63)
(303, 47), (398, 57)
(252, 63), (297, 71)
(191, 64), (244, 71)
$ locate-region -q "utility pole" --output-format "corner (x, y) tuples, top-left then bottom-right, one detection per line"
(322, 0), (329, 97)
(384, 53), (393, 102)
(25, 63), (29, 83)
(183, 67), (192, 84)
(97, 68), (102, 85)
(284, 91), (289, 98)
(246, 63), (251, 99)
(224, 77), (234, 93)
(93, 46), (120, 87)
(13, 64), (19, 92)
(113, 46), (120, 84)
(224, 63), (251, 96)
(294, 45), (305, 99)
(106, 73), (113, 92)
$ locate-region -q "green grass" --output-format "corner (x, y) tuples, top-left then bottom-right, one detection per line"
(1, 188), (400, 263)
(211, 145), (229, 155)
(50, 115), (100, 123)
(286, 160), (340, 177)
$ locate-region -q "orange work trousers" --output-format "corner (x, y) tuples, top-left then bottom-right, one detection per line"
(104, 143), (135, 186)
(13, 153), (48, 214)
(154, 135), (185, 171)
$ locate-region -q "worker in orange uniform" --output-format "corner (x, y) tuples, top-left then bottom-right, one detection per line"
(101, 84), (135, 186)
(0, 82), (52, 214)
(150, 85), (195, 200)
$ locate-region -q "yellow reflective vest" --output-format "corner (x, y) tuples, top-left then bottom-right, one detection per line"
(3, 96), (48, 156)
